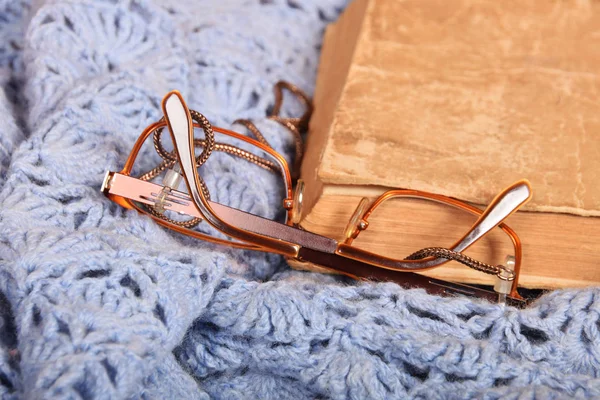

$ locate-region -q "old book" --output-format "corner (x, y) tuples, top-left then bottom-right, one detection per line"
(298, 0), (600, 289)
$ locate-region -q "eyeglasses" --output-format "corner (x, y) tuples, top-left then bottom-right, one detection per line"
(101, 82), (532, 306)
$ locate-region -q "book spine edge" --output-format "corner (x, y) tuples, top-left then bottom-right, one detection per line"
(301, 0), (372, 221)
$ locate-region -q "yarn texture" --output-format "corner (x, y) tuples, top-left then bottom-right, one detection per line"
(1, 0), (600, 399)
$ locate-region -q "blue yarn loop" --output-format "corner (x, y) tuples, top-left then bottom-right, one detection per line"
(0, 1), (599, 399)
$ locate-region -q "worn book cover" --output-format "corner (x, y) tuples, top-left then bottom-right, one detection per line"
(300, 0), (600, 288)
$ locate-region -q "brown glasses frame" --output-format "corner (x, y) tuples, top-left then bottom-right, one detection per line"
(103, 91), (528, 302)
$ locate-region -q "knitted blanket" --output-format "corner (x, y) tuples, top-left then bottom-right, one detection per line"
(1, 1), (600, 399)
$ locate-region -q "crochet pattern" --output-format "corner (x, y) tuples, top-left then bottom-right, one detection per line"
(1, 0), (600, 399)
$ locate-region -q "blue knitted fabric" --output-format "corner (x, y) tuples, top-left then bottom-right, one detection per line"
(1, 0), (600, 399)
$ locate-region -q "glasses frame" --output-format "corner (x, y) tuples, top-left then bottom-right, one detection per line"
(107, 118), (297, 252)
(102, 90), (531, 304)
